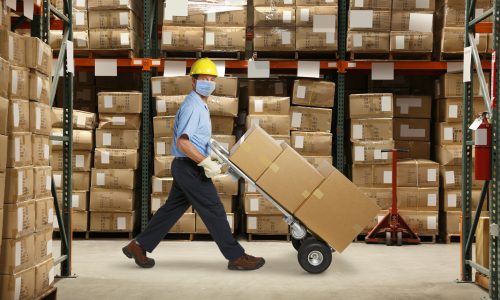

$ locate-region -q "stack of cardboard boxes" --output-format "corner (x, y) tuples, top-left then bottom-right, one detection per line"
(295, 0), (338, 52)
(253, 0), (296, 52)
(51, 108), (96, 233)
(390, 0), (435, 56)
(89, 92), (142, 233)
(49, 0), (90, 50)
(347, 0), (391, 55)
(0, 0), (10, 30)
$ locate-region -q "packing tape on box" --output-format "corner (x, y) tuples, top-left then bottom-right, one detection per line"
(427, 193), (437, 207)
(448, 193), (457, 207)
(313, 189), (324, 199)
(427, 215), (437, 230)
(15, 137), (21, 162)
(17, 207), (24, 232)
(47, 239), (53, 255)
(397, 97), (421, 115)
(18, 171), (24, 195)
(446, 171), (455, 185)
(117, 217), (127, 230)
(247, 216), (257, 230)
(15, 241), (21, 266)
(301, 190), (310, 199)
(269, 163), (280, 173)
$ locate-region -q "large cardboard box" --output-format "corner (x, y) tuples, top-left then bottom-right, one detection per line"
(161, 26), (204, 51)
(230, 126), (284, 180)
(49, 30), (90, 50)
(96, 129), (140, 149)
(436, 72), (489, 98)
(350, 118), (392, 141)
(218, 194), (234, 213)
(290, 106), (332, 132)
(51, 108), (96, 130)
(352, 140), (394, 164)
(153, 116), (175, 137)
(396, 187), (439, 211)
(98, 113), (141, 130)
(155, 95), (184, 116)
(393, 0), (436, 10)
(214, 77), (239, 98)
(440, 27), (488, 54)
(292, 80), (335, 108)
(476, 217), (489, 268)
(51, 150), (92, 171)
(35, 197), (54, 231)
(255, 0), (295, 5)
(360, 187), (392, 210)
(51, 129), (93, 151)
(196, 213), (235, 234)
(169, 213), (196, 233)
(398, 210), (439, 235)
(53, 171), (90, 191)
(162, 6), (205, 27)
(347, 31), (390, 52)
(212, 174), (239, 195)
(295, 163), (381, 252)
(0, 267), (36, 300)
(94, 148), (139, 169)
(0, 234), (35, 274)
(348, 0), (391, 9)
(29, 71), (51, 104)
(351, 163), (393, 187)
(152, 177), (173, 195)
(7, 99), (30, 133)
(349, 93), (394, 118)
(9, 66), (30, 100)
(442, 189), (484, 211)
(244, 194), (282, 214)
(0, 29), (26, 67)
(393, 118), (430, 142)
(151, 76), (192, 97)
(207, 96), (238, 117)
(254, 7), (296, 27)
(7, 132), (33, 168)
(54, 210), (88, 232)
(348, 10), (391, 31)
(0, 58), (8, 98)
(440, 165), (482, 189)
(3, 201), (36, 238)
(56, 190), (88, 211)
(254, 27), (296, 51)
(91, 168), (135, 190)
(33, 166), (52, 199)
(4, 166), (34, 203)
(150, 194), (192, 214)
(248, 79), (288, 97)
(29, 102), (52, 136)
(154, 137), (173, 157)
(246, 215), (289, 234)
(246, 115), (291, 135)
(154, 156), (174, 177)
(90, 188), (135, 212)
(390, 32), (433, 52)
(211, 116), (235, 135)
(97, 92), (142, 114)
(437, 97), (484, 123)
(435, 144), (464, 166)
(397, 159), (439, 187)
(88, 10), (139, 30)
(394, 140), (431, 160)
(0, 97), (7, 135)
(391, 11), (434, 31)
(34, 258), (54, 297)
(34, 228), (53, 264)
(31, 134), (50, 167)
(290, 131), (332, 156)
(435, 122), (462, 145)
(303, 156), (333, 168)
(295, 6), (337, 27)
(296, 27), (338, 51)
(248, 96), (290, 115)
(89, 29), (139, 50)
(203, 27), (246, 51)
(204, 9), (247, 27)
(25, 37), (52, 76)
(257, 144), (326, 214)
(90, 212), (135, 232)
(393, 95), (432, 118)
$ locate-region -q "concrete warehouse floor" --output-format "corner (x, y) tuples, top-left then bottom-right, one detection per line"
(53, 240), (487, 300)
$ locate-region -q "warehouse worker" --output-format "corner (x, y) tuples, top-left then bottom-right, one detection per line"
(122, 58), (265, 271)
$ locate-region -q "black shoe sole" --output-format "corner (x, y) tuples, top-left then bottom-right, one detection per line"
(122, 246), (155, 269)
(228, 259), (265, 271)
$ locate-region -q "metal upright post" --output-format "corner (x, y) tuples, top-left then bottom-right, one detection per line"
(335, 0), (347, 173)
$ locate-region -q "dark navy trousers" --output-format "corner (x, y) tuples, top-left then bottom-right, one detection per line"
(135, 157), (245, 261)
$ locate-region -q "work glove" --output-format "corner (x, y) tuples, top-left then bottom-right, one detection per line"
(197, 156), (222, 178)
(210, 151), (224, 164)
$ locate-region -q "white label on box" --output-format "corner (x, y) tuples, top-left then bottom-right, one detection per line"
(49, 267), (55, 284)
(152, 198), (161, 211)
(47, 239), (53, 255)
(251, 118), (260, 127)
(162, 31), (173, 45)
(248, 61), (270, 78)
(75, 12), (85, 25)
(427, 169), (437, 182)
(48, 208), (53, 223)
(227, 215), (234, 229)
(206, 32), (215, 46)
(409, 13), (433, 32)
(76, 0), (85, 7)
(283, 10), (292, 23)
(120, 33), (130, 46)
(291, 112), (302, 128)
(53, 217), (59, 229)
(396, 98), (422, 114)
(76, 36), (87, 47)
(448, 105), (458, 118)
(355, 0), (364, 7)
(13, 102), (20, 127)
(445, 171), (455, 184)
(353, 33), (363, 47)
(354, 146), (365, 161)
(18, 207), (24, 231)
(18, 171), (24, 195)
(37, 76), (42, 98)
(14, 137), (20, 162)
(11, 70), (18, 94)
(298, 61), (320, 78)
(300, 8), (310, 22)
(396, 35), (405, 49)
(444, 127), (454, 140)
(103, 133), (112, 146)
(313, 15), (336, 33)
(96, 173), (105, 186)
(75, 155), (85, 168)
(284, 0), (292, 3)
(36, 107), (42, 129)
(294, 136), (305, 149)
(77, 115), (86, 127)
(119, 12), (128, 25)
(349, 10), (373, 29)
(165, 0), (188, 17)
(400, 124), (426, 138)
(101, 151), (110, 164)
(157, 142), (166, 155)
(250, 198), (259, 211)
(296, 86), (306, 98)
(8, 36), (14, 60)
(352, 124), (363, 139)
(381, 96), (392, 112)
(377, 215), (384, 223)
(416, 0), (429, 8)
(44, 144), (50, 160)
(112, 116), (126, 125)
(464, 47), (472, 83)
(248, 216), (257, 230)
(427, 216), (437, 230)
(152, 81), (162, 94)
(54, 174), (62, 188)
(46, 175), (51, 190)
(72, 195), (80, 208)
(374, 149), (388, 160)
(372, 63), (394, 80)
(383, 171), (392, 184)
(427, 194), (437, 206)
(207, 12), (216, 23)
(448, 194), (457, 207)
(281, 31), (291, 45)
(254, 100), (264, 113)
(117, 217), (127, 230)
(326, 32), (335, 44)
(157, 100), (167, 113)
(15, 242), (21, 266)
(15, 278), (22, 300)
(153, 178), (162, 193)
(248, 184), (257, 193)
(475, 128), (488, 146)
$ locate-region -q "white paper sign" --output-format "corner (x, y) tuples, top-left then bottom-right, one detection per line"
(349, 10), (373, 29)
(372, 63), (394, 80)
(116, 217), (127, 230)
(66, 41), (74, 73)
(248, 61), (270, 78)
(409, 13), (433, 32)
(463, 46), (472, 83)
(165, 0), (188, 17)
(95, 59), (117, 76)
(215, 61), (226, 77)
(294, 136), (305, 149)
(164, 61), (187, 77)
(157, 142), (166, 155)
(24, 0), (34, 20)
(297, 61), (320, 78)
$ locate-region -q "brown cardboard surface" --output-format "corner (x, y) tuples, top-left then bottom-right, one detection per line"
(295, 164), (381, 252)
(25, 37), (52, 76)
(0, 58), (8, 98)
(203, 27), (246, 51)
(51, 128), (93, 151)
(95, 129), (140, 149)
(359, 187), (392, 210)
(271, 135), (291, 145)
(476, 217), (489, 268)
(393, 31), (433, 54)
(91, 168), (135, 190)
(35, 197), (54, 232)
(351, 163), (393, 187)
(290, 131), (332, 156)
(254, 7), (296, 27)
(29, 71), (51, 104)
(393, 95), (432, 118)
(212, 174), (239, 195)
(246, 115), (291, 135)
(296, 27), (338, 51)
(98, 113), (142, 130)
(398, 210), (439, 235)
(257, 144), (325, 214)
(162, 7), (205, 27)
(393, 118), (431, 141)
(248, 79), (288, 97)
(397, 159), (439, 187)
(205, 9), (247, 27)
(94, 148), (139, 169)
(348, 0), (391, 9)
(214, 77), (239, 97)
(303, 156), (333, 168)
(211, 116), (234, 135)
(154, 137), (173, 157)
(31, 134), (50, 167)
(445, 211), (462, 235)
(9, 66), (30, 100)
(3, 200), (36, 239)
(436, 72), (489, 98)
(89, 29), (139, 50)
(161, 26), (204, 51)
(435, 122), (462, 145)
(347, 31), (390, 52)
(154, 156), (174, 177)
(88, 0), (142, 12)
(7, 132), (33, 168)
(0, 29), (26, 67)
(7, 99), (30, 133)
(290, 106), (332, 132)
(169, 213), (196, 233)
(97, 92), (142, 114)
(441, 27), (488, 54)
(52, 171), (90, 191)
(397, 187), (439, 211)
(55, 210), (88, 232)
(245, 215), (289, 234)
(255, 0), (295, 4)
(435, 144), (465, 166)
(34, 228), (53, 264)
(442, 189), (484, 211)
(196, 213), (235, 234)
(394, 140), (431, 160)
(151, 176), (173, 195)
(437, 97), (484, 122)
(4, 166), (34, 203)
(155, 95), (184, 116)
(295, 6), (337, 26)
(218, 194), (234, 213)
(0, 234), (35, 274)
(212, 135), (236, 151)
(349, 93), (394, 118)
(34, 258), (54, 297)
(0, 1), (10, 31)
(153, 116), (175, 137)
(440, 165), (482, 189)
(254, 27), (296, 51)
(292, 80), (335, 108)
(90, 188), (135, 212)
(51, 150), (92, 171)
(33, 166), (52, 199)
(391, 11), (434, 31)
(207, 95), (239, 117)
(70, 10), (88, 30)
(29, 102), (52, 136)
(150, 194), (192, 214)
(244, 194), (282, 214)
(0, 97), (7, 135)
(56, 190), (88, 211)
(248, 96), (290, 115)
(0, 267), (35, 300)
(88, 10), (139, 30)
(348, 10), (391, 31)
(350, 118), (392, 141)
(49, 30), (89, 50)
(393, 0), (436, 10)
(351, 140), (394, 164)
(0, 173), (5, 207)
(90, 211), (135, 232)
(229, 126), (284, 181)
(151, 76), (192, 97)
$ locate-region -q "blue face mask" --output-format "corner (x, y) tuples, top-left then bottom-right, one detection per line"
(195, 80), (216, 97)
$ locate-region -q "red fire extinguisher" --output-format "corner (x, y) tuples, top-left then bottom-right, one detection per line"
(475, 112), (492, 181)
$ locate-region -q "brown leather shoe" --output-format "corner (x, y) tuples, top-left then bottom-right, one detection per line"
(228, 253), (265, 271)
(122, 241), (155, 268)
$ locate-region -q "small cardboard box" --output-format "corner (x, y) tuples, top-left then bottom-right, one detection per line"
(347, 31), (390, 52)
(435, 122), (463, 145)
(154, 156), (175, 177)
(290, 106), (332, 132)
(162, 6), (205, 27)
(359, 187), (392, 210)
(53, 171), (90, 191)
(397, 159), (439, 187)
(246, 115), (291, 135)
(97, 92), (142, 114)
(156, 95), (185, 116)
(98, 113), (141, 130)
(51, 128), (93, 151)
(7, 99), (30, 133)
(51, 150), (92, 171)
(88, 10), (139, 30)
(56, 190), (88, 211)
(296, 27), (338, 51)
(4, 166), (34, 203)
(9, 65), (30, 100)
(29, 102), (52, 136)
(90, 187), (135, 212)
(290, 131), (332, 156)
(151, 76), (192, 97)
(0, 29), (27, 67)
(0, 58), (9, 98)
(161, 26), (204, 51)
(34, 258), (54, 297)
(230, 126), (284, 181)
(390, 32), (433, 52)
(25, 37), (52, 76)
(435, 144), (465, 166)
(33, 166), (52, 199)
(254, 27), (296, 51)
(436, 72), (488, 98)
(153, 116), (175, 137)
(91, 168), (135, 190)
(0, 267), (36, 300)
(207, 95), (239, 117)
(214, 77), (239, 98)
(399, 210), (439, 235)
(7, 132), (33, 168)
(90, 211), (135, 232)
(476, 217), (489, 268)
(212, 174), (239, 195)
(350, 118), (392, 141)
(151, 177), (173, 195)
(397, 187), (439, 211)
(35, 197), (54, 231)
(95, 129), (140, 149)
(292, 80), (335, 108)
(442, 189), (484, 211)
(295, 6), (337, 27)
(437, 97), (484, 123)
(29, 71), (51, 104)
(205, 9), (247, 27)
(244, 194), (282, 215)
(89, 29), (139, 50)
(94, 148), (139, 169)
(203, 27), (246, 51)
(51, 108), (96, 130)
(349, 93), (393, 118)
(169, 213), (196, 233)
(348, 10), (391, 31)
(32, 134), (50, 166)
(3, 200), (36, 239)
(248, 96), (290, 115)
(154, 137), (173, 157)
(441, 27), (488, 54)
(246, 215), (289, 234)
(254, 7), (296, 27)
(352, 140), (394, 164)
(440, 165), (482, 189)
(34, 228), (53, 264)
(211, 116), (235, 135)
(351, 163), (393, 187)
(393, 95), (432, 118)
(195, 213), (234, 234)
(303, 156), (333, 168)
(0, 234), (35, 274)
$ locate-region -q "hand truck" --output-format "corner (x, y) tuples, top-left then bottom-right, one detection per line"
(210, 139), (335, 274)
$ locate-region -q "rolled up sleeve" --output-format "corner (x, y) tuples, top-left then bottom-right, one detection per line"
(176, 104), (200, 140)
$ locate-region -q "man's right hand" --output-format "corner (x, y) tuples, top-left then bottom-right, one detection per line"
(197, 156), (222, 178)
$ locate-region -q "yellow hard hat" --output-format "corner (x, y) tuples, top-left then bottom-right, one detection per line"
(189, 58), (218, 77)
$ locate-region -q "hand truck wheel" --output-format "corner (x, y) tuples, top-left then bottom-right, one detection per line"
(396, 231), (403, 246)
(385, 231), (392, 246)
(292, 237), (302, 251)
(297, 237), (332, 274)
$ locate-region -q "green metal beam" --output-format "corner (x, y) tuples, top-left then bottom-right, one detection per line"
(335, 0), (347, 174)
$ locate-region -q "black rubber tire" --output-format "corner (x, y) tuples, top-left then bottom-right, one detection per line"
(385, 231), (392, 246)
(396, 231), (403, 246)
(291, 237), (302, 251)
(297, 238), (332, 274)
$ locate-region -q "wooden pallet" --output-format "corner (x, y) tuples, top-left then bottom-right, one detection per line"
(349, 51), (390, 60)
(439, 52), (492, 61)
(252, 51), (297, 60)
(86, 231), (134, 239)
(53, 231), (90, 240)
(162, 51), (245, 60)
(475, 272), (489, 290)
(36, 286), (57, 300)
(446, 234), (461, 244)
(247, 233), (291, 242)
(56, 49), (139, 58)
(296, 51), (338, 60)
(389, 52), (432, 61)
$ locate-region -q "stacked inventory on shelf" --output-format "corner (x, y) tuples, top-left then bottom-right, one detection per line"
(295, 0), (338, 52)
(0, 28), (55, 299)
(390, 0), (435, 57)
(349, 93), (440, 237)
(434, 72), (490, 237)
(253, 0), (296, 52)
(347, 0), (391, 56)
(49, 0), (90, 50)
(51, 108), (96, 233)
(89, 92), (142, 233)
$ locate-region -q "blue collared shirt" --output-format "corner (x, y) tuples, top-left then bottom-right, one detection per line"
(171, 91), (211, 158)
